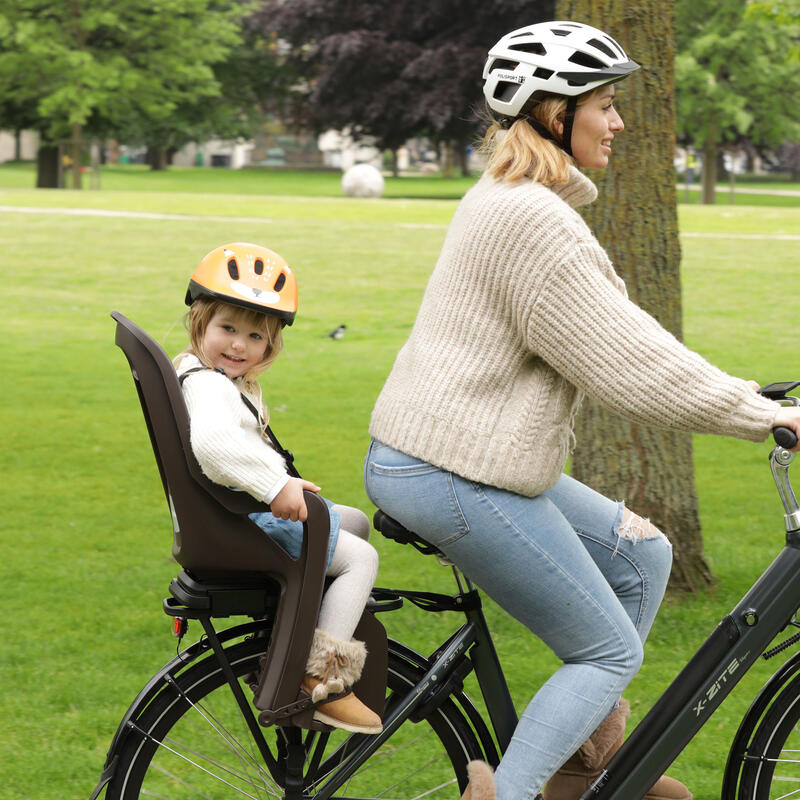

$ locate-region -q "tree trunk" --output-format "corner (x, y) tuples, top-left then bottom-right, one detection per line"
(556, 0), (712, 592)
(458, 141), (470, 177)
(441, 140), (455, 178)
(36, 145), (61, 188)
(146, 146), (167, 170)
(702, 116), (718, 205)
(71, 122), (83, 190)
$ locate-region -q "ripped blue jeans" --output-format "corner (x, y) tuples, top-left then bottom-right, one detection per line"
(363, 439), (672, 800)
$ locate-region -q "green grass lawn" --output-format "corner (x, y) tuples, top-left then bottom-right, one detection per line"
(1, 172), (799, 799)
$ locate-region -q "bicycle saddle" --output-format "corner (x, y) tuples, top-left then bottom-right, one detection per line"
(373, 510), (442, 557)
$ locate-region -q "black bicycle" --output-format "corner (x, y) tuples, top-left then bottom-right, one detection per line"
(91, 320), (800, 800)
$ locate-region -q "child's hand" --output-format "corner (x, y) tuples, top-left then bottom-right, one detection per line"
(270, 478), (321, 522)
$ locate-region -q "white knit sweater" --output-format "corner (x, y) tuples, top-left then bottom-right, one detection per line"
(177, 354), (289, 503)
(369, 167), (779, 497)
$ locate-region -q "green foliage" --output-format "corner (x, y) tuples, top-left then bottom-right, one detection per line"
(0, 0), (246, 143)
(675, 0), (800, 149)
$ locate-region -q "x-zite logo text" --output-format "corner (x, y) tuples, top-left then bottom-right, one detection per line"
(693, 652), (750, 716)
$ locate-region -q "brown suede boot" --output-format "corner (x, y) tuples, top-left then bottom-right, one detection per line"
(302, 629), (383, 735)
(460, 761), (496, 800)
(542, 700), (692, 800)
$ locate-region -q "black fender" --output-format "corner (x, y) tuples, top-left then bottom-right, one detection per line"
(722, 649), (800, 799)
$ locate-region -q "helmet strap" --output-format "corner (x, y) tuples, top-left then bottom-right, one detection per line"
(502, 94), (579, 159)
(561, 95), (578, 158)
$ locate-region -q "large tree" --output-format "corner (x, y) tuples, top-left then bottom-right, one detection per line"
(0, 0), (244, 186)
(556, 0), (709, 592)
(256, 0), (555, 174)
(675, 0), (800, 202)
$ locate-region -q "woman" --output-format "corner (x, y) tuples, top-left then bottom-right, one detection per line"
(363, 20), (800, 800)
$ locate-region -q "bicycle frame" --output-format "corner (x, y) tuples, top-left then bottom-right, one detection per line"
(587, 443), (800, 800)
(312, 582), (519, 800)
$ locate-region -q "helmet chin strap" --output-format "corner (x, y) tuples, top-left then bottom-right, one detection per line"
(560, 95), (579, 158)
(503, 94), (580, 158)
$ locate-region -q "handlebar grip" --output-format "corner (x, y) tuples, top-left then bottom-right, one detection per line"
(774, 427), (798, 449)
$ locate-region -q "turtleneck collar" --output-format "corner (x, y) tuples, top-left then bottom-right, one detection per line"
(548, 166), (598, 208)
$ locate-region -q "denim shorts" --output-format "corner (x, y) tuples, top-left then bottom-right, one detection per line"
(249, 497), (340, 569)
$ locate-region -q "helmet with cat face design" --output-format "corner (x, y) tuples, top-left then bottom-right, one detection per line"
(185, 242), (297, 327)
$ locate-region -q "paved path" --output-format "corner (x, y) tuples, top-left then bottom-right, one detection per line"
(678, 183), (800, 197)
(2, 204), (800, 240)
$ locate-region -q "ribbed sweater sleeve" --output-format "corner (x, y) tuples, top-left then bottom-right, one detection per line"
(177, 356), (289, 503)
(524, 240), (779, 441)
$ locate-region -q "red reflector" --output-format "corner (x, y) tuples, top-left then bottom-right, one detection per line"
(172, 617), (188, 638)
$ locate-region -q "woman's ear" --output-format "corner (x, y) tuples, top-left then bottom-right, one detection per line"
(554, 119), (564, 137)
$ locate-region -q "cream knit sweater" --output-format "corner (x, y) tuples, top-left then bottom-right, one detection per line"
(369, 167), (779, 497)
(177, 353), (289, 503)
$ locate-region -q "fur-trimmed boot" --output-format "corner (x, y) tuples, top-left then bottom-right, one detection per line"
(301, 629), (383, 735)
(542, 700), (692, 800)
(460, 761), (496, 800)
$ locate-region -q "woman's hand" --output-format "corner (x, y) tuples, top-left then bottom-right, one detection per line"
(270, 477), (322, 522)
(773, 406), (800, 452)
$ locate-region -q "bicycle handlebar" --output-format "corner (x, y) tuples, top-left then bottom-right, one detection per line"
(774, 427), (798, 450)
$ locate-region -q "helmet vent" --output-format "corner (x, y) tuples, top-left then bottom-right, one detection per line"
(274, 273), (286, 292)
(254, 258), (264, 275)
(568, 50), (606, 69)
(551, 28), (572, 36)
(489, 57), (519, 73)
(227, 258), (239, 279)
(534, 67), (554, 79)
(508, 41), (546, 56)
(494, 81), (522, 102)
(587, 38), (617, 59)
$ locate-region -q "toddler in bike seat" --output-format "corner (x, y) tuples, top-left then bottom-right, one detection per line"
(174, 242), (381, 735)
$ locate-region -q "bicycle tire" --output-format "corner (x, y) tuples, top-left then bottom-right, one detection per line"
(106, 634), (487, 799)
(736, 670), (800, 799)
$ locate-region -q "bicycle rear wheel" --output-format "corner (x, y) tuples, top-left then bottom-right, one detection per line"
(106, 635), (487, 799)
(737, 671), (800, 799)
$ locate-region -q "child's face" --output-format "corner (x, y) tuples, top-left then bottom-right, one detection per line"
(202, 309), (269, 378)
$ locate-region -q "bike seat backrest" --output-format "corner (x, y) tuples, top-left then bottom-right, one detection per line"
(111, 311), (329, 716)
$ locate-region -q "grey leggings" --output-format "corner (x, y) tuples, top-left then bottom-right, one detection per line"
(316, 505), (379, 640)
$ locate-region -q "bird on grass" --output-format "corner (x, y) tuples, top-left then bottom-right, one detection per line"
(327, 325), (347, 340)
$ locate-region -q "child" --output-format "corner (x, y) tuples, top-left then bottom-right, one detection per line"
(174, 242), (382, 735)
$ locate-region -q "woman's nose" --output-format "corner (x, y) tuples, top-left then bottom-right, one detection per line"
(611, 108), (624, 132)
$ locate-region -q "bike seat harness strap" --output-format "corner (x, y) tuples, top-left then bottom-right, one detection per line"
(178, 366), (301, 478)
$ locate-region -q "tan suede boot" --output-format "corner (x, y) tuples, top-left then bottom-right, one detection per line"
(460, 761), (496, 800)
(542, 700), (692, 800)
(302, 629), (382, 735)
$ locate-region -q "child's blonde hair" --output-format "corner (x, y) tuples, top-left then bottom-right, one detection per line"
(176, 297), (284, 397)
(480, 90), (597, 184)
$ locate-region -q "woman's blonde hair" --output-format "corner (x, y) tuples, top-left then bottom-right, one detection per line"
(175, 297), (284, 397)
(480, 91), (594, 184)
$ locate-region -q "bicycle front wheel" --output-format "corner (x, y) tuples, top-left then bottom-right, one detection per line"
(737, 671), (800, 799)
(106, 635), (487, 799)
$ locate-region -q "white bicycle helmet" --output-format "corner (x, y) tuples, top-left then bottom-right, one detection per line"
(483, 21), (639, 117)
(483, 21), (639, 156)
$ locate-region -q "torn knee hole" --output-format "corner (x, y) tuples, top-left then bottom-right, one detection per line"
(618, 512), (666, 542)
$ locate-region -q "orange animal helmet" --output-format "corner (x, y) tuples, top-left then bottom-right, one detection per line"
(185, 242), (298, 326)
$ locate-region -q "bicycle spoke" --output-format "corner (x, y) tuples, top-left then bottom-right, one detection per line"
(131, 723), (265, 799)
(174, 678), (271, 781)
(374, 753), (457, 799)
